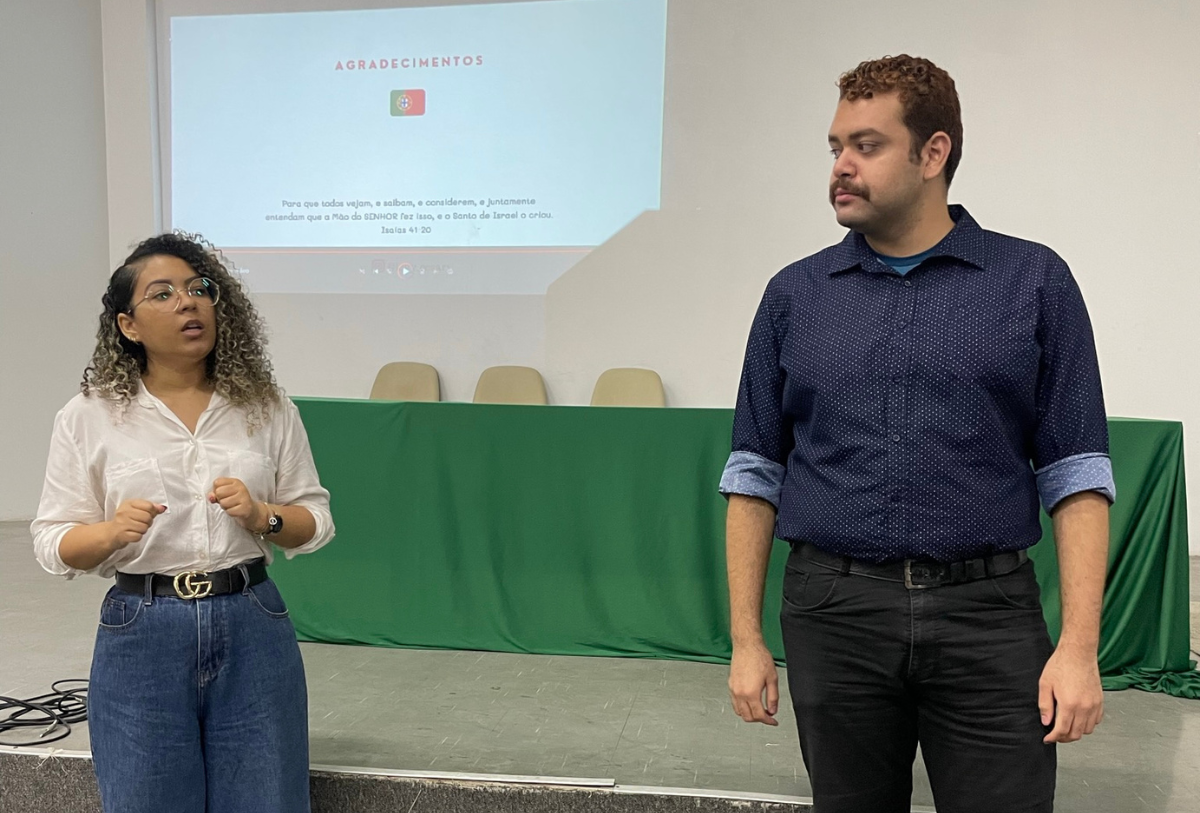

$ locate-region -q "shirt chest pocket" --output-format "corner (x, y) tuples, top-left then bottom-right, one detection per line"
(929, 302), (1040, 392)
(104, 458), (169, 517)
(225, 451), (277, 501)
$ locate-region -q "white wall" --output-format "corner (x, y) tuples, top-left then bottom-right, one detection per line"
(0, 0), (111, 520)
(12, 0), (1200, 554)
(542, 1), (1200, 559)
(101, 0), (160, 268)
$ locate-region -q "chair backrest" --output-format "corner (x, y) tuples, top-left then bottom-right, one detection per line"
(590, 368), (666, 407)
(473, 366), (548, 405)
(369, 362), (441, 402)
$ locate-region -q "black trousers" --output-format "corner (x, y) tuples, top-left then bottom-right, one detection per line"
(781, 544), (1056, 813)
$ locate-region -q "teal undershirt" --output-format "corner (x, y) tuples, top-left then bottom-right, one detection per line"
(872, 246), (937, 276)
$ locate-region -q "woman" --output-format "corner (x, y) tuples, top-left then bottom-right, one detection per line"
(31, 233), (334, 813)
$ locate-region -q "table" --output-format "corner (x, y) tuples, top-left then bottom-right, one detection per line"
(268, 400), (1198, 698)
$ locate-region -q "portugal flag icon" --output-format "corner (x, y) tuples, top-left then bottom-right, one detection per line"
(390, 89), (426, 116)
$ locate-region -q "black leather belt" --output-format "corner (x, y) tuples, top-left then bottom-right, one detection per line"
(115, 559), (268, 600)
(796, 542), (1029, 590)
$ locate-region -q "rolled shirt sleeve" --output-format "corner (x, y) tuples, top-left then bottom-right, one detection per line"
(274, 398), (335, 557)
(1031, 256), (1115, 512)
(719, 451), (786, 508)
(1035, 452), (1115, 512)
(30, 409), (107, 578)
(720, 280), (792, 508)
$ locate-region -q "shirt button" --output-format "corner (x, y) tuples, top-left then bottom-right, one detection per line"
(892, 434), (902, 442)
(904, 280), (912, 287)
(892, 374), (903, 383)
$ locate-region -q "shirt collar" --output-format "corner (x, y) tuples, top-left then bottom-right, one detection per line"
(134, 386), (156, 410)
(828, 204), (988, 275)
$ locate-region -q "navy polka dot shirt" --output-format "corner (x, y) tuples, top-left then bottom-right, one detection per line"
(720, 206), (1114, 563)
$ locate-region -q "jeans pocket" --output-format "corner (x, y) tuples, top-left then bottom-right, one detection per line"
(782, 565), (841, 612)
(986, 562), (1044, 611)
(98, 588), (145, 631)
(246, 579), (290, 619)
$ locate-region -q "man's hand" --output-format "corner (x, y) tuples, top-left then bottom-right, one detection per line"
(729, 642), (780, 726)
(1039, 643), (1103, 743)
(1043, 490), (1109, 744)
(726, 494), (780, 726)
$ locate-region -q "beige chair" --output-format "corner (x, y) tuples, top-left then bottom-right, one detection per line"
(369, 362), (441, 402)
(590, 368), (666, 407)
(473, 366), (548, 405)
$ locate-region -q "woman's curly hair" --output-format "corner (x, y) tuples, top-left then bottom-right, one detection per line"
(81, 232), (281, 430)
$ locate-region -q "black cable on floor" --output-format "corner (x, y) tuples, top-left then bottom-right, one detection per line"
(0, 679), (89, 747)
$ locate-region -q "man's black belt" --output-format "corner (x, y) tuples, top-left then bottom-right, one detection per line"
(115, 559), (268, 600)
(796, 542), (1029, 590)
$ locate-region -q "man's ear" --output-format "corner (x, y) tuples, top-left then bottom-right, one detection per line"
(923, 131), (953, 182)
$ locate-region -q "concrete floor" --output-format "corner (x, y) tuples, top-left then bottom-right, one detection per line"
(3, 521), (1199, 811)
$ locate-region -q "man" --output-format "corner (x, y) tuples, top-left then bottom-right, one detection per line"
(721, 55), (1111, 813)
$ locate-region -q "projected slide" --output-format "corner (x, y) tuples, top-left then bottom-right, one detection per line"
(166, 0), (668, 293)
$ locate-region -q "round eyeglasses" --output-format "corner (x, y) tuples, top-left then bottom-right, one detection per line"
(129, 278), (220, 315)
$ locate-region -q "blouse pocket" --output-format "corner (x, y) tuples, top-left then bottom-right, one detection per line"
(227, 451), (277, 501)
(104, 458), (169, 515)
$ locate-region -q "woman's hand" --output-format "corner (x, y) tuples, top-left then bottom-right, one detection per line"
(59, 499), (166, 571)
(107, 499), (168, 550)
(209, 478), (268, 532)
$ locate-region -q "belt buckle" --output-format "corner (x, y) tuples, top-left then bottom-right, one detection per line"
(903, 560), (931, 590)
(173, 571), (213, 600)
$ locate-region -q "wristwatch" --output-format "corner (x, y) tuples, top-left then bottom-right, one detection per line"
(260, 504), (284, 536)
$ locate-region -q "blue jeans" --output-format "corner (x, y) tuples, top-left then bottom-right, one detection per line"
(88, 575), (310, 813)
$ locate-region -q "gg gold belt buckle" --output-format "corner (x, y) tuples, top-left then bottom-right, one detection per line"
(173, 570), (213, 600)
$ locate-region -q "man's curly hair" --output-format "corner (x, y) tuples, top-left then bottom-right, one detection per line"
(838, 55), (963, 186)
(81, 232), (281, 431)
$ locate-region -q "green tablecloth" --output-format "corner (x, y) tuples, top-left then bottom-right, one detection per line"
(272, 399), (1199, 698)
